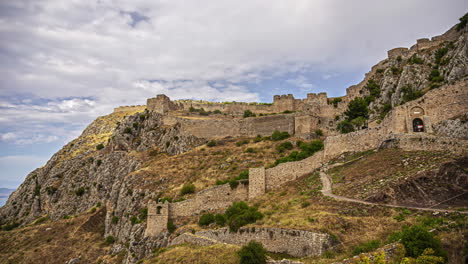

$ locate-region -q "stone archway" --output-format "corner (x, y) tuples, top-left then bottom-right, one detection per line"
(413, 118), (424, 132)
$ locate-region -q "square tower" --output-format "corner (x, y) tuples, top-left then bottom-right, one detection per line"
(145, 201), (170, 237)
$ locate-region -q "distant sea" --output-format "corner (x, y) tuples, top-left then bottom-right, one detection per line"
(0, 188), (15, 207)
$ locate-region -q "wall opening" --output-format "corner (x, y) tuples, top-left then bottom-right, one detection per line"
(156, 206), (162, 214)
(413, 118), (424, 132)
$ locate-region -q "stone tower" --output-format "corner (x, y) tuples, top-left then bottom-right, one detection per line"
(145, 201), (170, 237)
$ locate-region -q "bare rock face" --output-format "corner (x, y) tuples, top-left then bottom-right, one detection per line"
(433, 114), (468, 139)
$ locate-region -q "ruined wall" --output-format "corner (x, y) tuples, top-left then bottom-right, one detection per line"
(176, 114), (295, 139)
(147, 94), (181, 114)
(190, 227), (334, 257)
(388, 134), (468, 155)
(113, 105), (146, 113)
(170, 183), (248, 217)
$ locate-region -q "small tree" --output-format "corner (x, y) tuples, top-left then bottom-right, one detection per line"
(96, 143), (104, 150)
(238, 241), (267, 264)
(198, 213), (215, 226)
(345, 97), (369, 120)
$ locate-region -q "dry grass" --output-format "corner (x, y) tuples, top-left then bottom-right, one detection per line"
(144, 243), (240, 264)
(328, 149), (454, 199)
(0, 208), (120, 264)
(131, 136), (303, 198)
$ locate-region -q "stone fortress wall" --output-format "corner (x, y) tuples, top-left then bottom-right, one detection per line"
(387, 25), (460, 59)
(146, 79), (467, 238)
(113, 105), (146, 113)
(171, 227), (334, 257)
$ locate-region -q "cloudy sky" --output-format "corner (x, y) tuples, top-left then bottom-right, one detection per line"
(0, 0), (466, 189)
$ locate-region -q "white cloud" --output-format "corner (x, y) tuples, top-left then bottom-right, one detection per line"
(0, 0), (465, 147)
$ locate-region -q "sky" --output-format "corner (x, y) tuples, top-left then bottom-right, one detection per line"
(0, 0), (466, 189)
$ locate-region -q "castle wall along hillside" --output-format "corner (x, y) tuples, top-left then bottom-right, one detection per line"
(145, 80), (468, 242)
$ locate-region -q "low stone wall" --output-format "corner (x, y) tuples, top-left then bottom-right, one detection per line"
(171, 183), (248, 217)
(173, 227), (334, 257)
(389, 134), (468, 155)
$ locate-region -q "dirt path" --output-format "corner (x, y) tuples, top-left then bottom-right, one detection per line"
(319, 166), (467, 214)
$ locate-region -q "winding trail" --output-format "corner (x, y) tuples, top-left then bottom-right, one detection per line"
(318, 165), (467, 214)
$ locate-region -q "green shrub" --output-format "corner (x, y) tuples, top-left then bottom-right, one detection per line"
(315, 129), (323, 136)
(167, 219), (176, 233)
(409, 55), (424, 64)
(96, 159), (102, 166)
(243, 110), (255, 118)
(96, 144), (104, 150)
(207, 140), (217, 147)
(75, 187), (85, 196)
(337, 120), (354, 134)
(271, 130), (290, 141)
(180, 183), (196, 195)
(236, 139), (250, 146)
(139, 208), (148, 221)
(389, 225), (446, 259)
(301, 201), (311, 208)
(130, 216), (140, 225)
(365, 79), (380, 98)
(225, 201), (263, 232)
(434, 47), (448, 65)
(274, 140), (323, 166)
(352, 240), (381, 255)
(1, 222), (20, 231)
(132, 122), (139, 129)
(391, 67), (402, 75)
(123, 127), (132, 134)
(401, 85), (423, 103)
(428, 69), (443, 83)
(238, 240), (267, 264)
(45, 186), (57, 195)
(199, 213), (215, 226)
(456, 12), (468, 31)
(379, 104), (392, 119)
(376, 68), (385, 74)
(276, 141), (293, 153)
(34, 216), (49, 225)
(245, 148), (256, 153)
(330, 98), (342, 107)
(215, 214), (226, 226)
(213, 109), (222, 114)
(105, 235), (115, 244)
(34, 185), (41, 196)
(345, 97), (369, 120)
(253, 135), (263, 143)
(111, 216), (119, 224)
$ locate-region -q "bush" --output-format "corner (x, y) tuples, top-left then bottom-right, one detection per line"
(34, 185), (41, 196)
(123, 127), (132, 134)
(276, 141), (293, 153)
(315, 129), (323, 136)
(365, 79), (380, 98)
(409, 55), (424, 64)
(213, 109), (222, 114)
(180, 183), (196, 195)
(243, 110), (255, 118)
(337, 120), (355, 134)
(96, 144), (104, 150)
(132, 122), (139, 129)
(1, 222), (20, 231)
(236, 139), (250, 146)
(215, 214), (226, 226)
(225, 201), (263, 232)
(199, 213), (215, 226)
(130, 216), (140, 225)
(428, 69), (443, 83)
(456, 12), (468, 31)
(111, 216), (119, 224)
(434, 47), (448, 65)
(274, 140), (323, 166)
(389, 225), (446, 259)
(238, 240), (267, 264)
(167, 219), (176, 233)
(253, 135), (263, 143)
(207, 140), (217, 147)
(75, 187), (85, 196)
(401, 85), (423, 103)
(330, 98), (342, 107)
(352, 240), (381, 255)
(271, 130), (290, 141)
(139, 208), (148, 221)
(345, 97), (369, 120)
(245, 148), (256, 153)
(105, 235), (115, 244)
